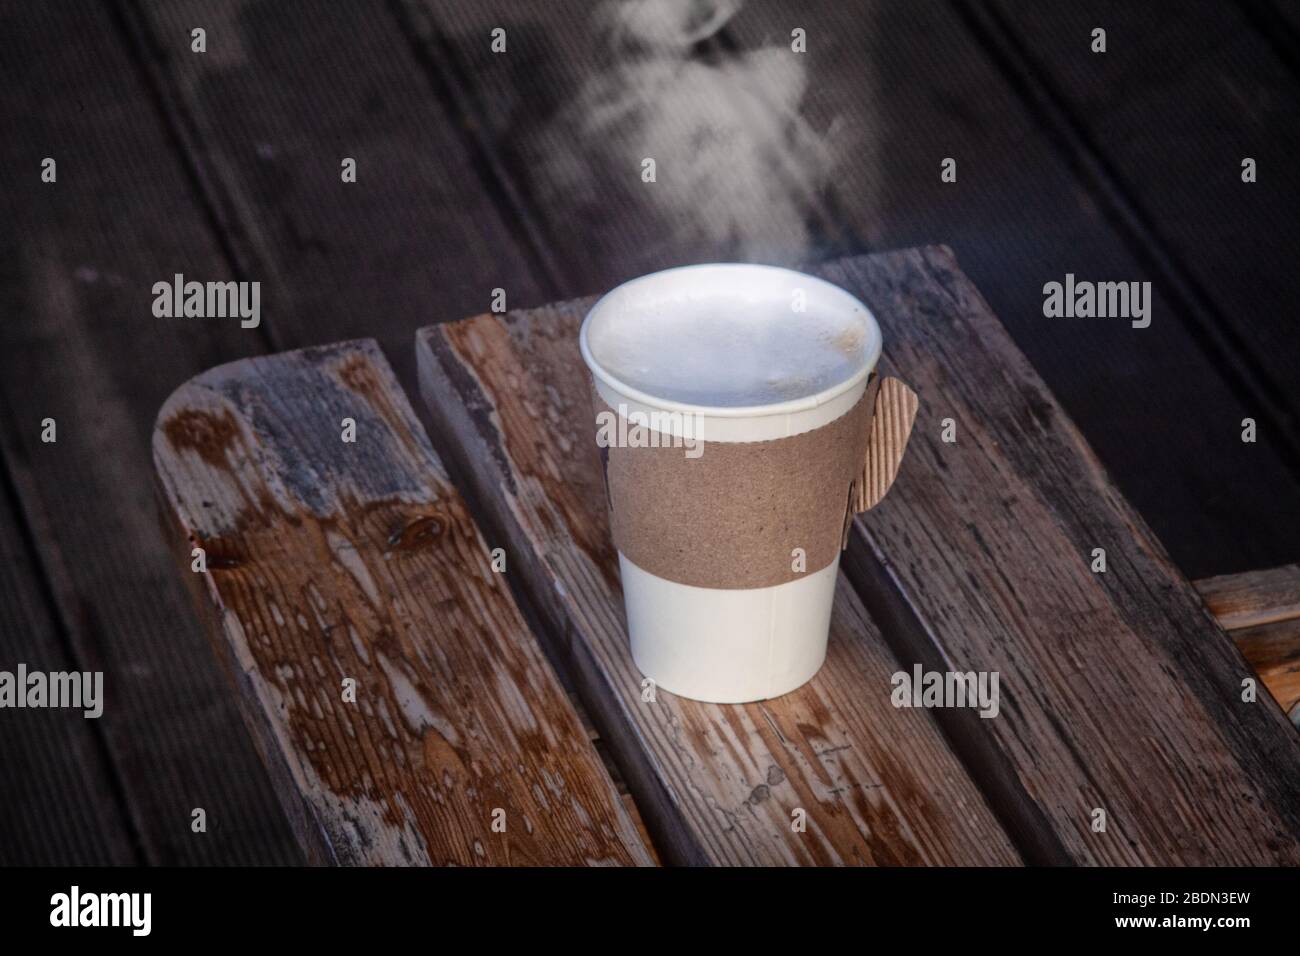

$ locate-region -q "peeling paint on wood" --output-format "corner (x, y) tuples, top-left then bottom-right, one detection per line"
(153, 340), (652, 866)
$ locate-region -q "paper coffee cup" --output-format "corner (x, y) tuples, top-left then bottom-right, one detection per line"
(580, 263), (887, 704)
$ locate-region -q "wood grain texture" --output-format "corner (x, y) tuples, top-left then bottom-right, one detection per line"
(834, 246), (1300, 864)
(1195, 565), (1300, 716)
(0, 469), (136, 864)
(1230, 619), (1300, 721)
(153, 340), (651, 866)
(417, 303), (1018, 866)
(0, 0), (299, 864)
(1195, 565), (1300, 631)
(119, 0), (550, 387)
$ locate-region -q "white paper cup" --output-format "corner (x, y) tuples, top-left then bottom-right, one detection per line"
(580, 264), (882, 703)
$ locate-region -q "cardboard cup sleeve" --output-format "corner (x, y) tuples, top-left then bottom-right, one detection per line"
(600, 373), (919, 591)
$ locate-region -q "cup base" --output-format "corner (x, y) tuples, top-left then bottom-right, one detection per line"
(619, 553), (838, 704)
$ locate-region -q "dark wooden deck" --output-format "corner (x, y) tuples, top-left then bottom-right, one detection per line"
(3, 0), (1300, 864)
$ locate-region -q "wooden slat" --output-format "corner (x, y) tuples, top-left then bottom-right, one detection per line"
(1230, 619), (1300, 721)
(120, 0), (549, 385)
(0, 0), (299, 864)
(153, 340), (652, 866)
(987, 0), (1300, 438)
(833, 246), (1300, 864)
(417, 303), (1018, 866)
(1195, 565), (1300, 718)
(0, 467), (136, 864)
(1195, 565), (1300, 631)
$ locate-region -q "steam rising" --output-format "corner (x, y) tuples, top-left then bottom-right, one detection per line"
(536, 0), (834, 267)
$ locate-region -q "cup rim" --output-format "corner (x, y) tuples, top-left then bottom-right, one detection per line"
(579, 263), (883, 418)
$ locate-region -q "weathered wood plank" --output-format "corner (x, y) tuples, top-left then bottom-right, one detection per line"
(153, 340), (652, 866)
(417, 303), (1018, 866)
(119, 0), (549, 385)
(834, 246), (1300, 864)
(0, 467), (137, 864)
(1195, 565), (1300, 718)
(0, 0), (298, 864)
(1230, 618), (1300, 722)
(1195, 565), (1300, 631)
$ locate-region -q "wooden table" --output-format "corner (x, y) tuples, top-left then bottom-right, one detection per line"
(153, 247), (1300, 865)
(8, 0), (1300, 867)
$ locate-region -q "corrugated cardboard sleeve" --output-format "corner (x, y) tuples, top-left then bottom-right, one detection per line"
(601, 380), (880, 590)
